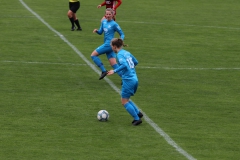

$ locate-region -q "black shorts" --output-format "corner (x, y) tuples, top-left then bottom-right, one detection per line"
(69, 1), (80, 13)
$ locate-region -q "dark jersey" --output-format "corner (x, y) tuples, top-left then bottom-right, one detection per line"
(100, 0), (122, 10)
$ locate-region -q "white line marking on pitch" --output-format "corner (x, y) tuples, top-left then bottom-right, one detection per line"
(19, 1), (196, 159)
(2, 60), (240, 70)
(117, 20), (240, 30)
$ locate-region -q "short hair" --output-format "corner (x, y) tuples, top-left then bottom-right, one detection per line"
(111, 38), (123, 48)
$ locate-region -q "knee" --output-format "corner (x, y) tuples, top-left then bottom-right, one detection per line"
(91, 50), (98, 57)
(73, 14), (77, 20)
(67, 11), (72, 18)
(109, 58), (117, 66)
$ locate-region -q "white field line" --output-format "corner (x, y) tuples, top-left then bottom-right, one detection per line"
(19, 1), (197, 159)
(117, 20), (240, 30)
(2, 60), (240, 70)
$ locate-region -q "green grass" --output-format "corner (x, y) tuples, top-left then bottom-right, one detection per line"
(1, 0), (240, 159)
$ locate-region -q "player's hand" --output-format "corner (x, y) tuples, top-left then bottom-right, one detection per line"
(93, 29), (98, 33)
(97, 5), (101, 8)
(107, 70), (114, 75)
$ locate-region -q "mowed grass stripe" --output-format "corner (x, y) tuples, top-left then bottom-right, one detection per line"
(2, 60), (240, 70)
(3, 10), (240, 31)
(4, 14), (240, 31)
(18, 0), (197, 159)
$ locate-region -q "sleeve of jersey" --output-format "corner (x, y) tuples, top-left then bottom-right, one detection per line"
(115, 24), (125, 40)
(114, 64), (126, 73)
(114, 56), (127, 73)
(100, 1), (106, 6)
(96, 22), (104, 35)
(113, 0), (122, 10)
(131, 54), (139, 66)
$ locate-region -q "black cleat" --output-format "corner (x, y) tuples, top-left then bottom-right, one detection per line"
(99, 71), (108, 80)
(138, 112), (143, 118)
(77, 28), (82, 31)
(71, 27), (75, 31)
(132, 119), (142, 126)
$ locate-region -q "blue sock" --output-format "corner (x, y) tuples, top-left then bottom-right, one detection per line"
(91, 56), (106, 72)
(112, 64), (122, 77)
(129, 101), (140, 114)
(124, 102), (139, 120)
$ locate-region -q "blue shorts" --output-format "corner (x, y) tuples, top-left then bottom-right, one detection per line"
(121, 79), (138, 99)
(96, 43), (116, 60)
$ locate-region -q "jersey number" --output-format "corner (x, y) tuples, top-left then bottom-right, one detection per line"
(126, 57), (134, 68)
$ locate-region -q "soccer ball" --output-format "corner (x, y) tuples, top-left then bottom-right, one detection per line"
(97, 110), (109, 121)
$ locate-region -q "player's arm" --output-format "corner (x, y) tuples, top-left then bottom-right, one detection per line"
(113, 0), (122, 10)
(115, 24), (125, 40)
(114, 55), (127, 73)
(94, 22), (104, 35)
(131, 54), (139, 66)
(108, 56), (126, 75)
(97, 1), (106, 8)
(107, 65), (126, 75)
(114, 64), (126, 73)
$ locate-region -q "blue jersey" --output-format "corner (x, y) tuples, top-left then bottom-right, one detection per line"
(114, 49), (138, 80)
(96, 19), (124, 45)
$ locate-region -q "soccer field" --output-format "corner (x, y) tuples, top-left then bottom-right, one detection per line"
(1, 0), (240, 159)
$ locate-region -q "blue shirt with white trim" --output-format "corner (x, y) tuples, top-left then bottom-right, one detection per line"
(114, 49), (138, 80)
(96, 19), (124, 45)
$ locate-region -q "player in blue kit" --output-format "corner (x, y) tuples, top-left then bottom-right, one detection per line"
(91, 8), (124, 80)
(107, 38), (143, 126)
